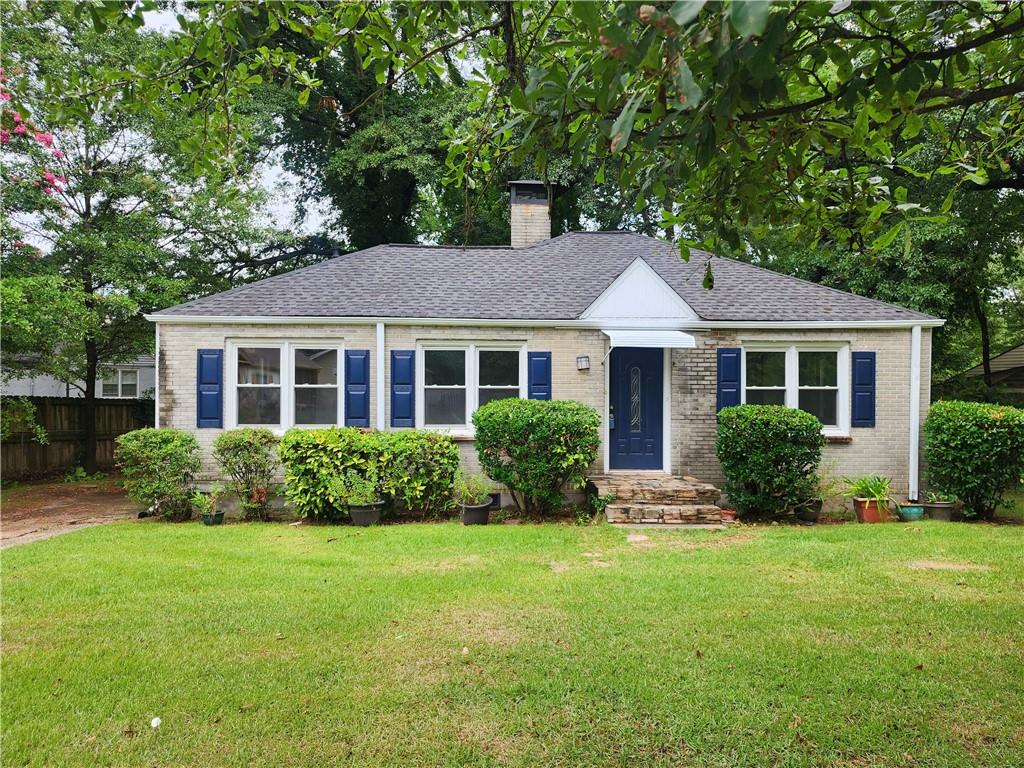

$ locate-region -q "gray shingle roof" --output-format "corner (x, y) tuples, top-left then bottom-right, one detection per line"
(154, 231), (938, 323)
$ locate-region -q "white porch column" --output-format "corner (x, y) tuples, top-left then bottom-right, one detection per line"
(908, 324), (922, 500)
(375, 321), (386, 430)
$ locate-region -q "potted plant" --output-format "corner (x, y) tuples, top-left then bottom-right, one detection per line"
(719, 508), (737, 523)
(193, 486), (224, 526)
(329, 466), (384, 526)
(896, 499), (926, 522)
(843, 475), (896, 523)
(796, 467), (841, 524)
(453, 470), (493, 525)
(922, 490), (963, 521)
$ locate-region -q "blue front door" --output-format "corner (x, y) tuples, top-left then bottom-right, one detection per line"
(609, 347), (663, 470)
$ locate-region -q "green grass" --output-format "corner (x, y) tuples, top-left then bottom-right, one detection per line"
(3, 521), (1023, 767)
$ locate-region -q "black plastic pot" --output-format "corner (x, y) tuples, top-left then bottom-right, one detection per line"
(460, 500), (492, 525)
(795, 499), (822, 524)
(923, 501), (962, 522)
(349, 502), (385, 526)
(202, 511), (225, 526)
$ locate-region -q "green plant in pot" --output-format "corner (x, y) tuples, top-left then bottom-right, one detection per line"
(453, 470), (493, 525)
(192, 486), (224, 526)
(843, 475), (896, 523)
(796, 464), (841, 524)
(328, 465), (384, 526)
(922, 490), (963, 522)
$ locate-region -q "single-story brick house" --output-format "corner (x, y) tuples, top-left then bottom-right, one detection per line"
(147, 181), (943, 510)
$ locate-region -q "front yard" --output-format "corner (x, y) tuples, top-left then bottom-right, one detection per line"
(3, 521), (1022, 767)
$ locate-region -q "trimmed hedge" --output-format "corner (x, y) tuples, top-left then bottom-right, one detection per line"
(115, 428), (200, 521)
(213, 428), (279, 521)
(716, 405), (825, 518)
(278, 428), (460, 520)
(472, 398), (600, 516)
(924, 400), (1024, 518)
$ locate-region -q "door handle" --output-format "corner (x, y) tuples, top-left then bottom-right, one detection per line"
(609, 414), (616, 430)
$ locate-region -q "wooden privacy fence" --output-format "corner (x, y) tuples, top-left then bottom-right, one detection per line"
(1, 397), (154, 480)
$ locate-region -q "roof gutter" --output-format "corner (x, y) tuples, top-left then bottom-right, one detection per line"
(143, 314), (945, 330)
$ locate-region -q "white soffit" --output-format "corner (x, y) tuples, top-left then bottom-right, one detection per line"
(603, 329), (697, 349)
(580, 257), (698, 322)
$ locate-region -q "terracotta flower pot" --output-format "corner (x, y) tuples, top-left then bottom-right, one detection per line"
(853, 498), (889, 523)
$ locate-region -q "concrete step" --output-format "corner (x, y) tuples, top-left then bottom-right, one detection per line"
(605, 503), (724, 524)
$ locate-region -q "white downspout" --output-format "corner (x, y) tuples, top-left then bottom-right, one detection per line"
(154, 323), (160, 428)
(375, 321), (386, 430)
(908, 324), (922, 500)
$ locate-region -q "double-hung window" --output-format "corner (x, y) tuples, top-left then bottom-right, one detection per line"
(100, 368), (139, 398)
(742, 344), (849, 435)
(419, 344), (525, 430)
(229, 341), (344, 429)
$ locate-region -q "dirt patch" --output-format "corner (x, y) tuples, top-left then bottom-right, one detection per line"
(1, 479), (141, 548)
(627, 533), (655, 549)
(908, 560), (991, 572)
(548, 561), (570, 573)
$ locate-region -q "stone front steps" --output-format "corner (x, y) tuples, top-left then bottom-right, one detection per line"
(588, 473), (723, 525)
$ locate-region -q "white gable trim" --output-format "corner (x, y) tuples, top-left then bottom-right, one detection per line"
(580, 258), (698, 323)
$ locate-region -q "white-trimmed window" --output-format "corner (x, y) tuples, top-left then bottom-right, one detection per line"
(742, 344), (850, 435)
(100, 368), (138, 398)
(418, 343), (526, 430)
(227, 341), (344, 429)
(292, 347), (341, 426)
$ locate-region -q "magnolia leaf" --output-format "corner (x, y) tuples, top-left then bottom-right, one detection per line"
(901, 112), (923, 140)
(670, 0), (706, 26)
(871, 220), (903, 251)
(297, 88), (311, 106)
(609, 94), (642, 154)
(940, 188), (955, 214)
(730, 0), (771, 37)
(674, 58), (703, 109)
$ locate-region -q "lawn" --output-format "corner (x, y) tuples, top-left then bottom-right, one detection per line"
(3, 521), (1022, 767)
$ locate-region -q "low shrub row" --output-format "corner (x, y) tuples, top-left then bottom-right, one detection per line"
(278, 427), (460, 520)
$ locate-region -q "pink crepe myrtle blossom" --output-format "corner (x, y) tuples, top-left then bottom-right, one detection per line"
(12, 111), (22, 123)
(0, 91), (10, 102)
(56, 175), (67, 185)
(13, 124), (27, 135)
(0, 129), (9, 144)
(43, 171), (56, 184)
(14, 241), (25, 248)
(52, 148), (64, 159)
(33, 131), (54, 148)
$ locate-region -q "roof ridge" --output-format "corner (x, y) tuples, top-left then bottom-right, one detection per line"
(708, 253), (939, 320)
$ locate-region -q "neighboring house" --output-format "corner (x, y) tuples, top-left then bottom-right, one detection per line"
(962, 343), (1024, 398)
(147, 181), (943, 506)
(3, 356), (156, 400)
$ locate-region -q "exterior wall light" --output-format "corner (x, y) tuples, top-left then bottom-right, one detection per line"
(576, 354), (590, 371)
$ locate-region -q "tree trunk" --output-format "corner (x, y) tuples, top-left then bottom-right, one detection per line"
(970, 290), (993, 388)
(82, 338), (99, 474)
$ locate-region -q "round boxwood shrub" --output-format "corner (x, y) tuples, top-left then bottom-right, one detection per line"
(115, 428), (200, 521)
(213, 428), (279, 521)
(472, 398), (600, 516)
(924, 399), (1024, 518)
(278, 428), (459, 520)
(716, 405), (825, 518)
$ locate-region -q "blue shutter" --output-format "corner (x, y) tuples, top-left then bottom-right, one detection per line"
(391, 350), (415, 427)
(196, 349), (223, 428)
(717, 348), (742, 412)
(345, 349), (370, 427)
(851, 351), (876, 427)
(527, 352), (552, 400)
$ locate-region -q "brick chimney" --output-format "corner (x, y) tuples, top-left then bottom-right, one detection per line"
(509, 180), (551, 247)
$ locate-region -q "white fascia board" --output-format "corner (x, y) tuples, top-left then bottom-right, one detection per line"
(145, 315), (945, 330)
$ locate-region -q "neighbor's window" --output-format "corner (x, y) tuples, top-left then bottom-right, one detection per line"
(743, 345), (848, 432)
(424, 349), (467, 426)
(236, 347), (281, 425)
(293, 348), (339, 425)
(100, 368), (139, 398)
